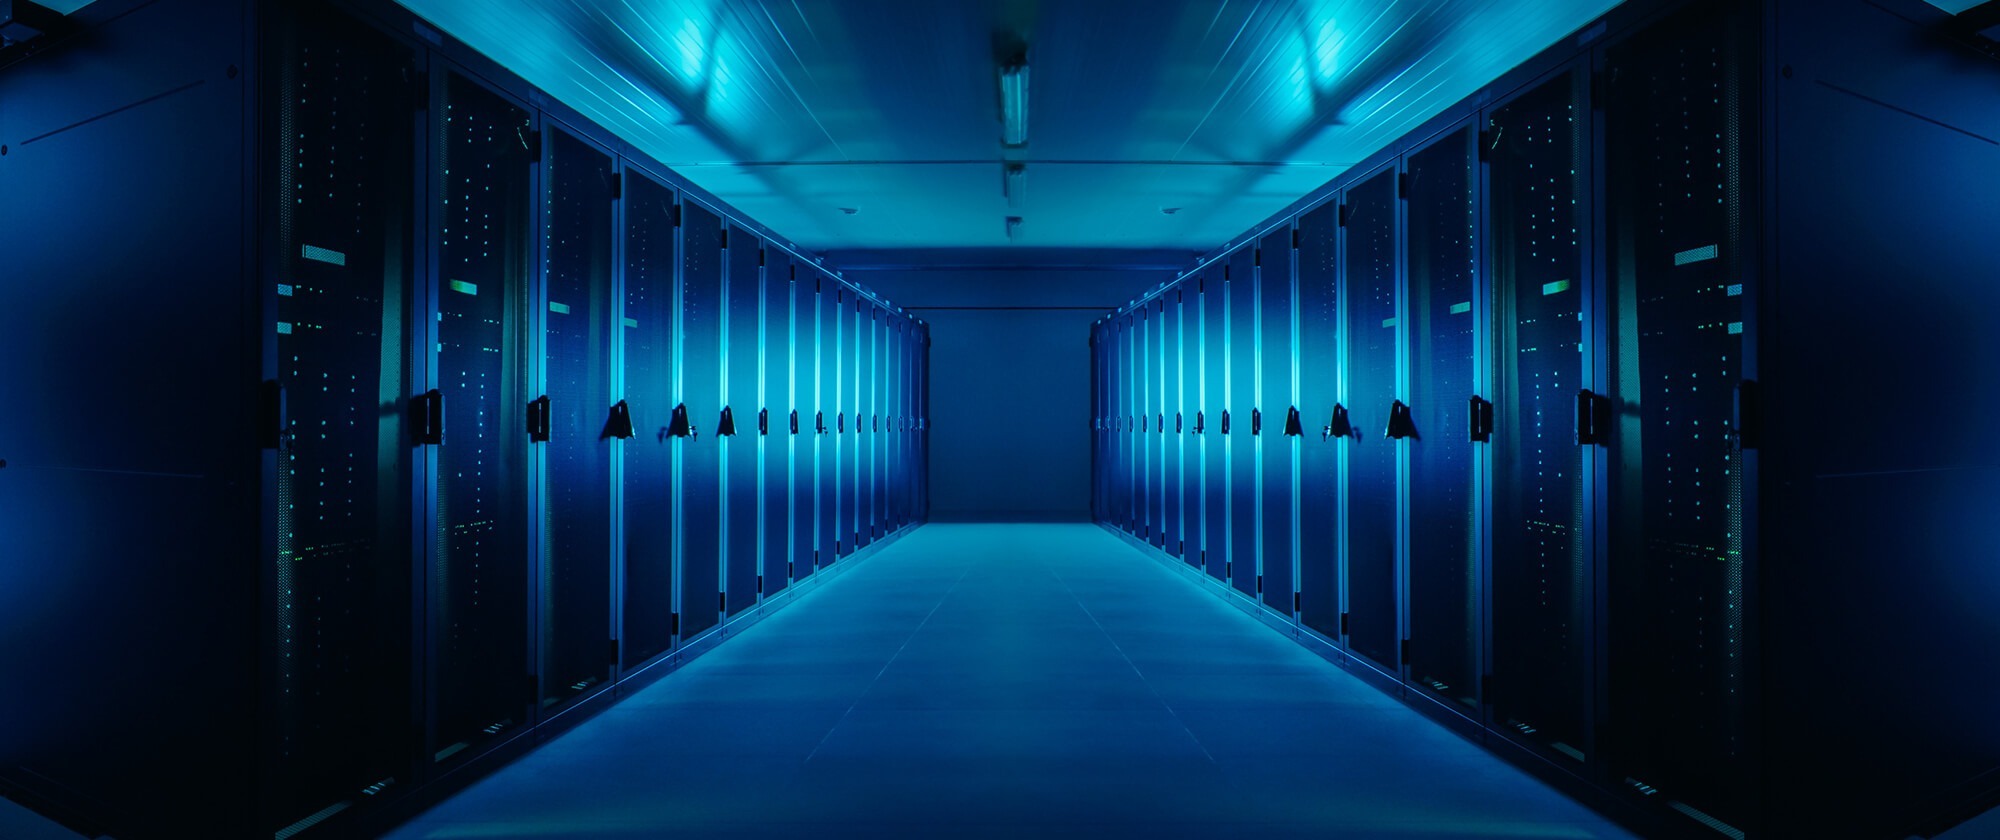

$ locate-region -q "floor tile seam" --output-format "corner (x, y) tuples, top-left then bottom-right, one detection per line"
(1044, 558), (1218, 765)
(801, 554), (979, 763)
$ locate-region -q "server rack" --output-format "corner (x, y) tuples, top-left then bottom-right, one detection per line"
(1226, 251), (1258, 598)
(722, 226), (761, 617)
(622, 170), (678, 670)
(1256, 228), (1297, 615)
(763, 255), (794, 597)
(1090, 0), (2000, 836)
(0, 1), (927, 836)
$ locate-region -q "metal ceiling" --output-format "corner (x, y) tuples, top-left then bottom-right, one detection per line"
(35, 0), (1983, 250)
(383, 0), (1641, 253)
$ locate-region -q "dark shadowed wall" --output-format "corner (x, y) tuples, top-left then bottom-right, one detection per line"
(833, 250), (1178, 520)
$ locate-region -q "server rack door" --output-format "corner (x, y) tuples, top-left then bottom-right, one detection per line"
(921, 324), (932, 520)
(1160, 298), (1168, 548)
(1404, 125), (1480, 711)
(1258, 228), (1297, 613)
(1094, 325), (1107, 524)
(1110, 320), (1124, 529)
(874, 310), (888, 539)
(677, 204), (724, 639)
(1486, 69), (1590, 765)
(265, 5), (418, 826)
(432, 70), (536, 766)
(816, 282), (837, 569)
(842, 296), (860, 553)
(1228, 251), (1259, 598)
(858, 305), (875, 548)
(1603, 5), (1753, 830)
(622, 172), (677, 668)
(1180, 287), (1203, 566)
(539, 127), (617, 712)
(1162, 289), (1183, 558)
(1145, 306), (1159, 543)
(788, 264), (816, 581)
(896, 318), (906, 528)
(832, 292), (847, 554)
(1136, 316), (1152, 540)
(1344, 169), (1400, 671)
(1297, 203), (1342, 637)
(763, 257), (794, 596)
(1202, 276), (1229, 581)
(722, 230), (761, 616)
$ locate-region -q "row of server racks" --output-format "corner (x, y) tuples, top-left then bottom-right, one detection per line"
(0, 0), (930, 837)
(1090, 0), (2000, 837)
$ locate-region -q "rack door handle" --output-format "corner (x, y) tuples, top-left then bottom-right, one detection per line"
(412, 389), (444, 446)
(1194, 411), (1206, 434)
(1325, 404), (1356, 441)
(815, 411), (827, 434)
(790, 410), (800, 435)
(1469, 396), (1494, 443)
(1385, 400), (1417, 440)
(667, 403), (695, 440)
(717, 406), (738, 437)
(605, 400), (636, 440)
(1577, 389), (1610, 446)
(759, 408), (770, 435)
(1284, 406), (1303, 437)
(527, 395), (552, 443)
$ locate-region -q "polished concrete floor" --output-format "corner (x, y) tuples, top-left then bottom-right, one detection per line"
(385, 523), (1635, 839)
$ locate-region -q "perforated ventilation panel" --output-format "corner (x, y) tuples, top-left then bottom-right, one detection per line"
(432, 71), (535, 767)
(1343, 169), (1399, 670)
(1406, 127), (1480, 709)
(539, 128), (616, 711)
(268, 2), (416, 829)
(1487, 70), (1590, 764)
(621, 171), (677, 669)
(1605, 1), (1753, 831)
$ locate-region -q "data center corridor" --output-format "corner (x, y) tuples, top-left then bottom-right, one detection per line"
(382, 524), (1629, 839)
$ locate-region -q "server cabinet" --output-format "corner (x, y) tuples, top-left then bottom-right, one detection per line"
(1297, 203), (1342, 638)
(1144, 306), (1160, 540)
(1486, 68), (1591, 766)
(1179, 286), (1203, 566)
(265, 4), (419, 827)
(1112, 316), (1128, 533)
(538, 126), (618, 712)
(1603, 1), (1755, 828)
(1227, 251), (1258, 598)
(841, 296), (859, 553)
(858, 304), (876, 548)
(430, 68), (538, 769)
(622, 170), (677, 669)
(1258, 228), (1297, 614)
(1201, 276), (1229, 580)
(1160, 298), (1168, 548)
(868, 309), (883, 541)
(763, 255), (794, 595)
(1403, 124), (1481, 711)
(723, 228), (760, 616)
(1162, 289), (1184, 558)
(1342, 168), (1400, 672)
(820, 285), (841, 566)
(676, 203), (724, 639)
(789, 263), (818, 581)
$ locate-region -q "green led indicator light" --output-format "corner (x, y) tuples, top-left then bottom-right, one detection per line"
(549, 301), (570, 314)
(450, 280), (478, 296)
(1382, 317), (1398, 328)
(1450, 302), (1471, 315)
(1543, 280), (1571, 295)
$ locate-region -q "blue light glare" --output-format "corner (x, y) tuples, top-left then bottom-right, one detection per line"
(390, 0), (1625, 250)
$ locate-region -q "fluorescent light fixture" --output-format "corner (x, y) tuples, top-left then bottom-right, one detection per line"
(1003, 163), (1026, 209)
(1000, 63), (1029, 146)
